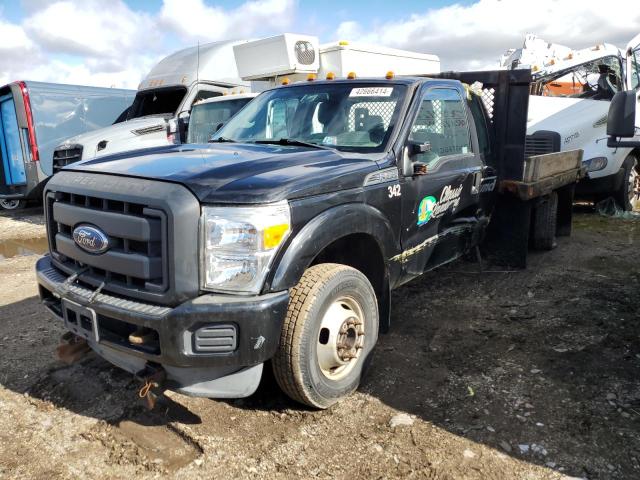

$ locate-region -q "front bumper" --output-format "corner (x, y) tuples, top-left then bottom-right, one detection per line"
(576, 167), (625, 198)
(36, 255), (288, 396)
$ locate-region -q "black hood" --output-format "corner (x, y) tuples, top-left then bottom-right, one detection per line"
(66, 143), (379, 204)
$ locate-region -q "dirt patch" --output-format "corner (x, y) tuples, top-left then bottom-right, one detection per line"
(0, 210), (638, 479)
(0, 208), (45, 242)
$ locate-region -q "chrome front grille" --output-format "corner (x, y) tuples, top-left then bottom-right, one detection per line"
(47, 191), (168, 296)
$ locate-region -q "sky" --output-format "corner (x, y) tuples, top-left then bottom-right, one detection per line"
(0, 0), (639, 89)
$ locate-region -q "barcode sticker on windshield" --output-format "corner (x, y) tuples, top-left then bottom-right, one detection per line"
(349, 87), (393, 97)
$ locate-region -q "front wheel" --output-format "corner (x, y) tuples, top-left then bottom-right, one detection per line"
(615, 156), (640, 211)
(272, 263), (379, 409)
(0, 199), (26, 210)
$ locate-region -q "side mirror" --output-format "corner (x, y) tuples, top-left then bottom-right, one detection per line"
(607, 91), (636, 137)
(607, 91), (640, 147)
(401, 141), (431, 177)
(177, 112), (190, 143)
(166, 118), (178, 144)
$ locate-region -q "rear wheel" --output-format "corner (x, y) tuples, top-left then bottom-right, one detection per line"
(0, 199), (25, 210)
(532, 192), (558, 251)
(272, 263), (379, 409)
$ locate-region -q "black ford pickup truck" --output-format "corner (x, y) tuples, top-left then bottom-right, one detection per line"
(36, 70), (583, 408)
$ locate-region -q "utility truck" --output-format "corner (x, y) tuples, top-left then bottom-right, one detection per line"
(502, 33), (640, 210)
(36, 39), (585, 408)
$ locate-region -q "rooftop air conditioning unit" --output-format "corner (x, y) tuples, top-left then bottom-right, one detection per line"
(233, 33), (320, 80)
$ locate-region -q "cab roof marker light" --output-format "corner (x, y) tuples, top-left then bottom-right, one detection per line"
(281, 77), (291, 85)
(347, 71), (357, 80)
(326, 72), (336, 80)
(339, 40), (349, 46)
(17, 81), (39, 162)
(385, 71), (394, 80)
(307, 73), (316, 81)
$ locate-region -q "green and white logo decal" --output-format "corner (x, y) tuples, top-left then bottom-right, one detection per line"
(417, 184), (463, 226)
(417, 196), (437, 225)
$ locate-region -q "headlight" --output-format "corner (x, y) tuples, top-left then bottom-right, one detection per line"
(583, 156), (608, 172)
(201, 201), (291, 294)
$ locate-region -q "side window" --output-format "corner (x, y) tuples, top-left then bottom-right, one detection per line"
(408, 88), (472, 171)
(192, 90), (222, 105)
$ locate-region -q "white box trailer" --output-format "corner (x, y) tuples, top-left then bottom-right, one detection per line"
(319, 42), (440, 78)
(233, 34), (440, 88)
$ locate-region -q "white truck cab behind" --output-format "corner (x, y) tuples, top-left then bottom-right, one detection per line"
(53, 40), (250, 171)
(504, 34), (640, 210)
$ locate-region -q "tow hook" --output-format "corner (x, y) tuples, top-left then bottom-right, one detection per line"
(56, 332), (91, 364)
(135, 365), (166, 410)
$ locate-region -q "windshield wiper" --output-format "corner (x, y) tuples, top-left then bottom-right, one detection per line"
(252, 138), (335, 151)
(210, 136), (236, 143)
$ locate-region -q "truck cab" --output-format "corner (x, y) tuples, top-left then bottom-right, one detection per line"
(36, 71), (582, 409)
(52, 40), (250, 171)
(504, 34), (640, 210)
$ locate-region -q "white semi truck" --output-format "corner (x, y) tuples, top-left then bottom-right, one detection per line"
(502, 34), (640, 210)
(52, 40), (251, 171)
(58, 34), (440, 164)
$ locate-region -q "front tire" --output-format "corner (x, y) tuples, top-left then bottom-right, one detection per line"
(272, 263), (379, 409)
(0, 199), (26, 210)
(615, 156), (639, 211)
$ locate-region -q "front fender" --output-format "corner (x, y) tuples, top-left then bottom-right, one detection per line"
(267, 202), (398, 292)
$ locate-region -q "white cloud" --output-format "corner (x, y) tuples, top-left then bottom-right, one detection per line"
(159, 0), (295, 41)
(24, 1), (161, 59)
(2, 0), (639, 90)
(0, 0), (298, 88)
(0, 18), (41, 85)
(335, 0), (640, 70)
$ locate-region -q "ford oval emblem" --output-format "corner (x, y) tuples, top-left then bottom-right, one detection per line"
(72, 224), (110, 254)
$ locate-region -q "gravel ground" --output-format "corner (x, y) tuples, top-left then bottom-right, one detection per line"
(0, 207), (638, 479)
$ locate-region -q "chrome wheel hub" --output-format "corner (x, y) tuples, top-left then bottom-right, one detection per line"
(629, 163), (640, 207)
(317, 296), (365, 380)
(0, 199), (20, 210)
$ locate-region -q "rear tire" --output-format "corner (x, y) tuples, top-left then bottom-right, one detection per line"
(0, 199), (26, 210)
(532, 192), (558, 251)
(272, 263), (379, 409)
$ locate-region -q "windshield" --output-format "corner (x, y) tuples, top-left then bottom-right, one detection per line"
(532, 56), (622, 101)
(126, 86), (187, 120)
(213, 83), (408, 153)
(187, 98), (253, 143)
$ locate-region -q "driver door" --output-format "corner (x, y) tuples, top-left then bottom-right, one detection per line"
(626, 36), (640, 129)
(399, 85), (483, 278)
